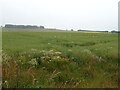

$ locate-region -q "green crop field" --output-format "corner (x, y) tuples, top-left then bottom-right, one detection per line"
(2, 30), (118, 88)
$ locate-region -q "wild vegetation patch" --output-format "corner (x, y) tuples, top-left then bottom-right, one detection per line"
(2, 32), (118, 88)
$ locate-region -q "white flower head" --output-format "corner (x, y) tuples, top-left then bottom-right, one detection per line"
(29, 58), (38, 66)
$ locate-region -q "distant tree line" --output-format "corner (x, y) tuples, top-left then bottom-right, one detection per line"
(5, 24), (44, 29)
(77, 30), (108, 32)
(111, 30), (120, 33)
(77, 29), (120, 33)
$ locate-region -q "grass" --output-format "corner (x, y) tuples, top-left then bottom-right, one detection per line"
(2, 29), (118, 88)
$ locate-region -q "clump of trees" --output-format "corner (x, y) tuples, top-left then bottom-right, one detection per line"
(40, 26), (44, 29)
(111, 30), (120, 33)
(5, 24), (45, 29)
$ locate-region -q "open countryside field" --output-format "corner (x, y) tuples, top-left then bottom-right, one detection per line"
(2, 30), (118, 88)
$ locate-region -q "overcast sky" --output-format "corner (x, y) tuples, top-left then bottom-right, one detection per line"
(0, 0), (119, 31)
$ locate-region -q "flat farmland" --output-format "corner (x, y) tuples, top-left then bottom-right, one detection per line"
(2, 31), (118, 88)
